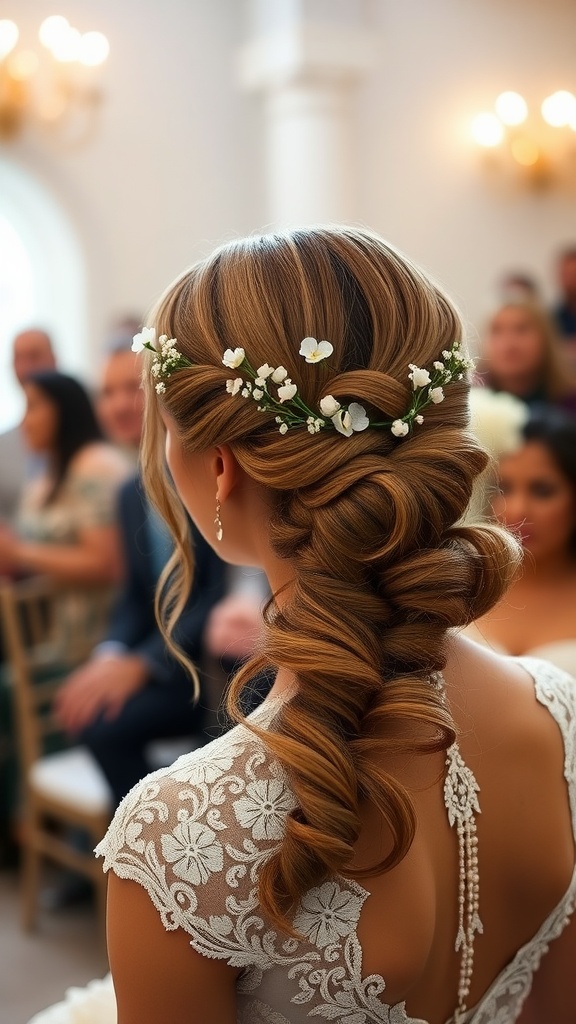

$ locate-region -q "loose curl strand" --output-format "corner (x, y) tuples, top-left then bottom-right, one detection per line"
(141, 227), (520, 933)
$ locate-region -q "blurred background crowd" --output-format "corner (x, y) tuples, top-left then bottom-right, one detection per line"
(1, 1), (576, 1021)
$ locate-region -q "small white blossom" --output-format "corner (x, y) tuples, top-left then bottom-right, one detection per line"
(275, 416), (283, 423)
(254, 377), (266, 387)
(226, 378), (243, 395)
(222, 347), (245, 369)
(409, 366), (431, 389)
(307, 423), (315, 434)
(132, 326), (156, 352)
(253, 388), (264, 401)
(151, 363), (160, 377)
(332, 409), (353, 436)
(155, 381), (166, 395)
(433, 361), (444, 371)
(314, 418), (324, 431)
(279, 422), (289, 434)
(319, 395), (341, 417)
(257, 363), (274, 379)
(241, 387), (251, 398)
(271, 366), (288, 383)
(415, 414), (424, 425)
(299, 337), (334, 363)
(430, 386), (445, 404)
(277, 381), (297, 403)
(442, 350), (452, 360)
(391, 419), (409, 437)
(347, 403), (370, 432)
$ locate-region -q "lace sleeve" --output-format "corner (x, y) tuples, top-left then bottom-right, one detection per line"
(95, 726), (297, 968)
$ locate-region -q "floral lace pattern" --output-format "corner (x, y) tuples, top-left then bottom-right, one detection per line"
(96, 658), (576, 1024)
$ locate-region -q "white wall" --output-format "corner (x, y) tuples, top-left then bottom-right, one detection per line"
(2, 0), (575, 375)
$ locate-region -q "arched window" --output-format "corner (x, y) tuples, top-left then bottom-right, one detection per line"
(0, 161), (88, 433)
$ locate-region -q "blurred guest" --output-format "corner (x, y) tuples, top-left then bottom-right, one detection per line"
(0, 371), (130, 658)
(551, 246), (576, 341)
(479, 301), (576, 413)
(0, 328), (56, 521)
(466, 387), (528, 522)
(467, 407), (576, 676)
(55, 343), (227, 806)
(497, 270), (540, 306)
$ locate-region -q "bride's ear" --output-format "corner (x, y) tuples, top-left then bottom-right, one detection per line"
(212, 445), (243, 504)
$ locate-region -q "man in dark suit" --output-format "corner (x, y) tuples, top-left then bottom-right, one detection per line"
(55, 343), (226, 805)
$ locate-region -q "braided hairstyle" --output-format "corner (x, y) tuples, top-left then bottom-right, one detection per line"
(141, 226), (519, 930)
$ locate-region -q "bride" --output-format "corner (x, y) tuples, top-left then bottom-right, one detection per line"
(44, 227), (575, 1024)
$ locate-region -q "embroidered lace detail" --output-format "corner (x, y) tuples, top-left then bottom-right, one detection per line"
(96, 659), (576, 1024)
(444, 744), (482, 1022)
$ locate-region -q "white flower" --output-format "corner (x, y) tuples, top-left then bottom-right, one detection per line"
(253, 388), (264, 401)
(442, 350), (452, 360)
(257, 363), (274, 379)
(241, 387), (251, 398)
(161, 820), (223, 885)
(271, 365), (288, 383)
(332, 409), (353, 436)
(415, 414), (424, 425)
(299, 337), (334, 363)
(279, 422), (289, 434)
(132, 326), (156, 352)
(433, 361), (444, 371)
(233, 779), (295, 840)
(277, 381), (297, 403)
(409, 366), (431, 389)
(332, 403), (369, 437)
(255, 377), (266, 387)
(347, 403), (370, 431)
(430, 386), (445, 404)
(222, 347), (245, 369)
(226, 378), (243, 395)
(391, 419), (409, 437)
(293, 881), (362, 949)
(155, 381), (166, 394)
(319, 395), (341, 417)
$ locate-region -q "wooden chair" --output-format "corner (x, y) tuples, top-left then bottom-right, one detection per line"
(0, 576), (113, 937)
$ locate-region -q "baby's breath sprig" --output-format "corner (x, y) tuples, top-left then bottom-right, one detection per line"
(132, 327), (193, 394)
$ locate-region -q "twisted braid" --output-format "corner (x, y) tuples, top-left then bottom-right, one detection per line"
(142, 226), (519, 932)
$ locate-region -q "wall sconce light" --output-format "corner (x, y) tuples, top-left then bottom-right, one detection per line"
(0, 16), (109, 146)
(471, 90), (576, 188)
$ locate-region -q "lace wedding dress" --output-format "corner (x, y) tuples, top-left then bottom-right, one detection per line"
(92, 658), (576, 1024)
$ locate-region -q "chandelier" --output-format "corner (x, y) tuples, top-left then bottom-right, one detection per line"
(471, 90), (576, 188)
(0, 15), (109, 145)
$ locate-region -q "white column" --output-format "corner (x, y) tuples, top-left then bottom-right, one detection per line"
(239, 1), (374, 229)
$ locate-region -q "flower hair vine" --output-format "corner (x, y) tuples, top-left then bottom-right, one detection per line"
(133, 328), (474, 437)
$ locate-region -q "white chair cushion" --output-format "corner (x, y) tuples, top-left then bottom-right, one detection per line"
(29, 747), (112, 815)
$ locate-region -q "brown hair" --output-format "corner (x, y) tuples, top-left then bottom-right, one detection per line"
(482, 300), (574, 401)
(141, 227), (518, 931)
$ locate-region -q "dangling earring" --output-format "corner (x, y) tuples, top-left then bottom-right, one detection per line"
(214, 495), (223, 542)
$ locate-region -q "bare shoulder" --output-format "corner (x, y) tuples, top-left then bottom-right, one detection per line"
(107, 872), (239, 1024)
(447, 634), (574, 902)
(69, 442), (131, 480)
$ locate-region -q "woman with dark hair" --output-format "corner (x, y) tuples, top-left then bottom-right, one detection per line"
(0, 371), (130, 656)
(469, 406), (576, 676)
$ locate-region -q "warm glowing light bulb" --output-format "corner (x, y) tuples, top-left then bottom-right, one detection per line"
(495, 91), (528, 126)
(471, 112), (504, 147)
(50, 26), (81, 62)
(39, 15), (70, 50)
(0, 19), (19, 61)
(541, 91), (576, 128)
(79, 31), (109, 66)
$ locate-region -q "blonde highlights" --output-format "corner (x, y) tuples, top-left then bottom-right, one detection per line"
(142, 227), (519, 931)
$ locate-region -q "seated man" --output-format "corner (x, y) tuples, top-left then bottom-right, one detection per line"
(55, 340), (226, 806)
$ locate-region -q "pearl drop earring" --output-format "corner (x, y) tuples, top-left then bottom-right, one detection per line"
(214, 496), (223, 542)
